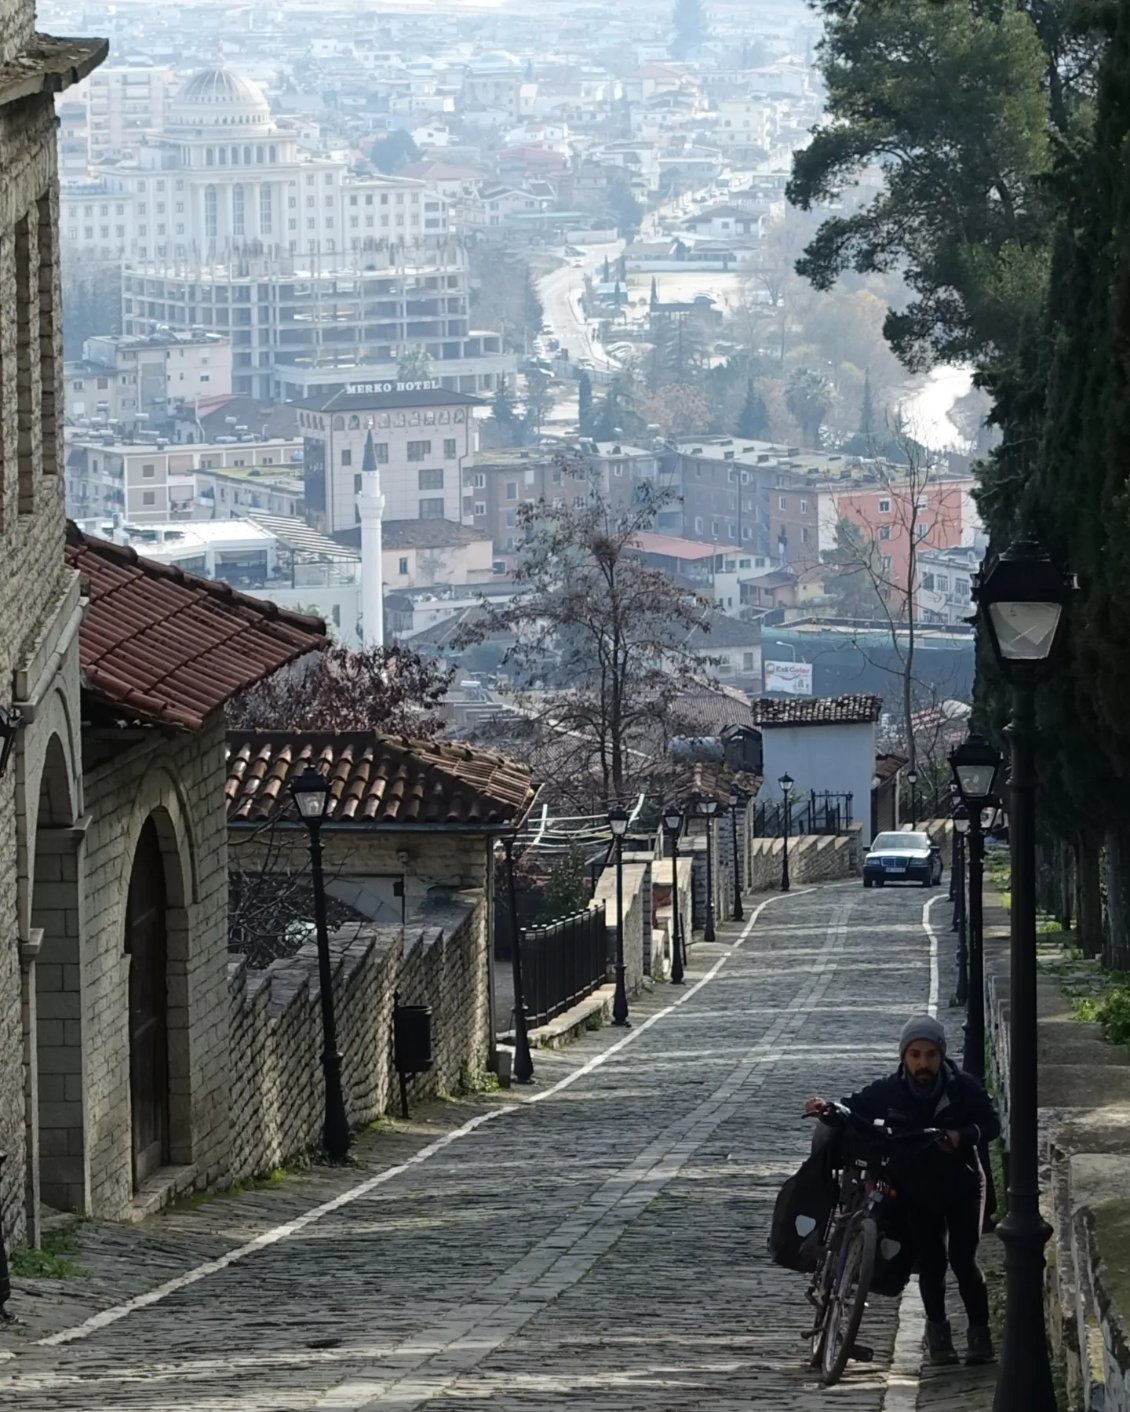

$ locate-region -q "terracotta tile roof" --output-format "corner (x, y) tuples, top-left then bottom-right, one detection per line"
(66, 524), (327, 731)
(874, 752), (909, 785)
(225, 731), (536, 828)
(753, 694), (883, 728)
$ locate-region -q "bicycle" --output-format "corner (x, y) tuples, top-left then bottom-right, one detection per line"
(803, 1101), (942, 1386)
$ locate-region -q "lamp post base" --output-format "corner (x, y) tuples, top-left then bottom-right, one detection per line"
(670, 934), (684, 984)
(612, 964), (630, 1026)
(321, 1047), (351, 1163)
(992, 1208), (1056, 1412)
(513, 1007), (535, 1084)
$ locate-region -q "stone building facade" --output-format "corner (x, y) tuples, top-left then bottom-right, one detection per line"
(0, 3), (107, 1249)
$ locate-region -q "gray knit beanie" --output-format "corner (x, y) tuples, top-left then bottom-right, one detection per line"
(899, 1014), (947, 1059)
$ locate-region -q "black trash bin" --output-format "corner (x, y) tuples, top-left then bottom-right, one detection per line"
(393, 1000), (433, 1117)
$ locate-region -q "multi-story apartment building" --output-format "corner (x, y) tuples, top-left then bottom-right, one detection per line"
(60, 67), (450, 264)
(820, 471), (976, 606)
(120, 248), (511, 400)
(671, 438), (822, 568)
(297, 383), (479, 533)
(65, 331), (232, 426)
(65, 435), (302, 522)
(84, 64), (174, 161)
(466, 441), (662, 559)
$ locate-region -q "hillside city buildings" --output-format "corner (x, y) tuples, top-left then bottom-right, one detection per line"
(46, 0), (979, 699)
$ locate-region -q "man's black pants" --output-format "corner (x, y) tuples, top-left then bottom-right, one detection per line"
(912, 1194), (989, 1326)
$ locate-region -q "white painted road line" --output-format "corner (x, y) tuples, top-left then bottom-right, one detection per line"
(34, 887), (812, 1351)
(882, 890), (945, 1412)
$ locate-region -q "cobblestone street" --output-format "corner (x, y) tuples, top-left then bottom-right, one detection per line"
(0, 880), (993, 1410)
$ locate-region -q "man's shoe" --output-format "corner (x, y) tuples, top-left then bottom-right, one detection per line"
(924, 1319), (960, 1366)
(965, 1325), (996, 1365)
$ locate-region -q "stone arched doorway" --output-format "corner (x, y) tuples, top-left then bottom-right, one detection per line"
(126, 818), (170, 1186)
(32, 734), (83, 1214)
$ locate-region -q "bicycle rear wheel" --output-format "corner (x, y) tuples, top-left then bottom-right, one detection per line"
(819, 1215), (877, 1386)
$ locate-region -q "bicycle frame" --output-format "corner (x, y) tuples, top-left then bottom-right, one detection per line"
(804, 1102), (942, 1379)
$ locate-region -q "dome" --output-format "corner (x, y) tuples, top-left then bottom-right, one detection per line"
(467, 49), (521, 73)
(167, 67), (273, 133)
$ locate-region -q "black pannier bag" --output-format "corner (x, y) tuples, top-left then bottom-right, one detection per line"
(768, 1150), (836, 1273)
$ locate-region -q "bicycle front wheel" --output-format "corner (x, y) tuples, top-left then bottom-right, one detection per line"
(819, 1215), (877, 1386)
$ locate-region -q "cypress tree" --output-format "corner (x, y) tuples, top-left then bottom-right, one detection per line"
(736, 379), (768, 439)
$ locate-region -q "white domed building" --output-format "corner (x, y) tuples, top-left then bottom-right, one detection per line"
(60, 66), (514, 401)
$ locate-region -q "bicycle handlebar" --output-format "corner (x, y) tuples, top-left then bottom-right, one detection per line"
(806, 1099), (944, 1141)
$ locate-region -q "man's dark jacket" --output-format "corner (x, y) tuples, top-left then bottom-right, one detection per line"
(824, 1060), (1001, 1212)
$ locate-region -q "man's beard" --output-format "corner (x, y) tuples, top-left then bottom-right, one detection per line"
(911, 1069), (937, 1088)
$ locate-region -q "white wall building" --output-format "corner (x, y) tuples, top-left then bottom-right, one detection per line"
(65, 331), (231, 426)
(297, 383), (480, 534)
(61, 67), (449, 265)
(66, 435), (302, 522)
(754, 694), (883, 845)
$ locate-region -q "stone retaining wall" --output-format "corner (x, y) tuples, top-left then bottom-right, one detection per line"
(983, 905), (1130, 1412)
(228, 896), (488, 1181)
(746, 829), (862, 893)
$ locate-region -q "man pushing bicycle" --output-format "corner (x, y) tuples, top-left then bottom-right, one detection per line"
(804, 1014), (999, 1367)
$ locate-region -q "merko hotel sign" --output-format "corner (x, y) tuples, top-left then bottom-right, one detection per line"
(344, 379), (441, 395)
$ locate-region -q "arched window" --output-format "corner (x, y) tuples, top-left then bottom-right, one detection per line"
(332, 415), (345, 430)
(232, 184), (245, 237)
(218, 147), (227, 165)
(348, 414), (360, 429)
(205, 146), (214, 167)
(269, 145), (277, 162)
(243, 145), (252, 165)
(255, 146), (264, 164)
(204, 185), (217, 240)
(259, 184), (272, 236)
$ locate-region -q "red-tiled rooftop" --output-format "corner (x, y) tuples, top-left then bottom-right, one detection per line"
(753, 694), (883, 728)
(225, 731), (536, 829)
(66, 524), (327, 731)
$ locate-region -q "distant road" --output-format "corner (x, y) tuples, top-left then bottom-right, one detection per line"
(537, 239), (625, 372)
(535, 151), (799, 377)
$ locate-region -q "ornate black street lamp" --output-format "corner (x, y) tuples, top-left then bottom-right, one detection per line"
(973, 538), (1074, 1412)
(907, 767), (918, 827)
(953, 803), (970, 1003)
(728, 788), (744, 923)
(502, 835), (534, 1083)
(663, 802), (685, 984)
(290, 766), (351, 1163)
(779, 772), (793, 892)
(696, 794), (718, 942)
(608, 804), (630, 1025)
(950, 734), (1003, 1085)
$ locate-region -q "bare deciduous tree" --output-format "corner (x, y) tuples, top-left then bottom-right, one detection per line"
(457, 479), (718, 805)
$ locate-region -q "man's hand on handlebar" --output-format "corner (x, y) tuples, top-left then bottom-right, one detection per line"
(803, 1096), (828, 1117)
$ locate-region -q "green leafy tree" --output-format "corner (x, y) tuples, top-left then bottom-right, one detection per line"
(858, 368), (876, 439)
(787, 0), (1075, 370)
(578, 371), (594, 433)
(670, 0), (707, 59)
(492, 381), (518, 424)
(370, 129), (420, 174)
(539, 846), (589, 920)
(736, 378), (769, 439)
(607, 176), (643, 237)
(396, 346), (433, 381)
(785, 367), (834, 446)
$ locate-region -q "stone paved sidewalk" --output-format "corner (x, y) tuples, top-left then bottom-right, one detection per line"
(0, 881), (1001, 1410)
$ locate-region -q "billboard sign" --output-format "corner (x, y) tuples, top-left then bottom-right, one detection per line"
(764, 660), (813, 696)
